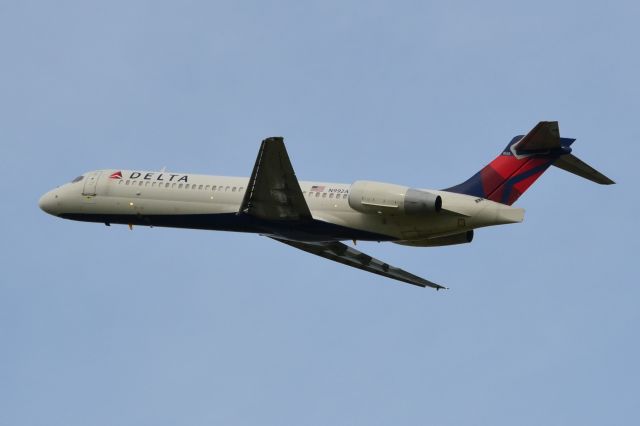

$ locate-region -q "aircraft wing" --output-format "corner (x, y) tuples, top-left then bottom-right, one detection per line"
(239, 137), (312, 221)
(271, 237), (446, 290)
(243, 137), (444, 289)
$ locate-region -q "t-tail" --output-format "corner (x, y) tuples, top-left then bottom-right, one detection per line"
(445, 121), (615, 205)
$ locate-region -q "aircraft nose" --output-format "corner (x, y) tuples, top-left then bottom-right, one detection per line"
(39, 190), (59, 215)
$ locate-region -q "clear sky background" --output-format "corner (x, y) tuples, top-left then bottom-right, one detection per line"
(1, 1), (638, 425)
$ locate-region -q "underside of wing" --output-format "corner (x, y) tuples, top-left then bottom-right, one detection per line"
(239, 137), (312, 221)
(271, 237), (445, 290)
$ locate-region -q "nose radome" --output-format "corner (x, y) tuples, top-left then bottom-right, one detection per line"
(38, 191), (58, 215)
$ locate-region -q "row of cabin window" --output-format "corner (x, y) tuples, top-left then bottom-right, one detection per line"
(302, 191), (348, 199)
(118, 179), (244, 192)
(116, 179), (347, 199)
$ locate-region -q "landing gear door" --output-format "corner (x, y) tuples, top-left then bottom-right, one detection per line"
(82, 171), (102, 196)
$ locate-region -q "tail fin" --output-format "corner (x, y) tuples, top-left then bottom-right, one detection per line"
(445, 121), (614, 205)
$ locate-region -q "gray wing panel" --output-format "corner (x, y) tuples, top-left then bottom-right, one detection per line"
(553, 153), (615, 185)
(239, 137), (312, 221)
(271, 238), (446, 290)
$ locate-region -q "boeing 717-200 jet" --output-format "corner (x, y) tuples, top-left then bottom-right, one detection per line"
(39, 122), (614, 289)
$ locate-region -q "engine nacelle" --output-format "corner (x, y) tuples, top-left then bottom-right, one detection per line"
(394, 230), (474, 247)
(348, 180), (442, 216)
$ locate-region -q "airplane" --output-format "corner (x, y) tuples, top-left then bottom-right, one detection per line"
(39, 121), (614, 289)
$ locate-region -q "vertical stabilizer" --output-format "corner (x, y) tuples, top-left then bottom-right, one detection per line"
(445, 121), (612, 205)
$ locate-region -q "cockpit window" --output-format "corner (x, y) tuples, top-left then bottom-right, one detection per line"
(71, 175), (84, 183)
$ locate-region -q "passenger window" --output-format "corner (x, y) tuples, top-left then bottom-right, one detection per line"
(239, 187), (244, 192)
(165, 183), (170, 188)
(315, 192), (320, 198)
(179, 184), (184, 189)
(205, 185), (210, 190)
(145, 182), (150, 187)
(172, 183), (177, 189)
(199, 185), (203, 190)
(329, 193), (334, 198)
(343, 194), (347, 199)
(125, 180), (130, 185)
(232, 187), (237, 192)
(138, 181), (143, 186)
(212, 185), (217, 191)
(226, 186), (230, 191)
(184, 184), (190, 189)
(218, 186), (223, 191)
(322, 193), (327, 198)
(119, 180), (124, 185)
(192, 185), (196, 190)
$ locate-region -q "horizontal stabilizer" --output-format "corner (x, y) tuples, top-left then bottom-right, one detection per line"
(515, 121), (561, 152)
(553, 154), (615, 185)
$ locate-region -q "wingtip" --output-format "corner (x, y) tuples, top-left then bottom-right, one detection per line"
(263, 136), (284, 143)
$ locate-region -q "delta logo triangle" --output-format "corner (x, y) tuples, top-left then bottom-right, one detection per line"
(109, 171), (123, 179)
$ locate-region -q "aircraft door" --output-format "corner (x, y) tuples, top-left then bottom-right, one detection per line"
(82, 171), (102, 196)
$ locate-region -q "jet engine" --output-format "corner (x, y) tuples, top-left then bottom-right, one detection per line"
(348, 180), (442, 216)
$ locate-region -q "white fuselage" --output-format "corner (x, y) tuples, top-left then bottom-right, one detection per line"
(39, 169), (524, 243)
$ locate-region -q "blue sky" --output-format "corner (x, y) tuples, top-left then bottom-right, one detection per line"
(1, 1), (638, 425)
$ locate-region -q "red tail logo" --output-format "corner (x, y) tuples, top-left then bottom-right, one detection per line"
(109, 171), (123, 179)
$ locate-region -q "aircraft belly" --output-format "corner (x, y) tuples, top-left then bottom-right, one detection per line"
(59, 211), (395, 241)
(59, 196), (392, 241)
